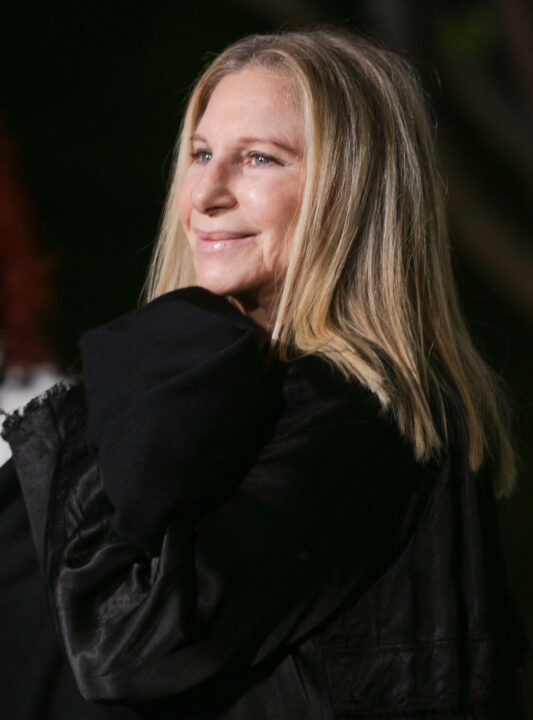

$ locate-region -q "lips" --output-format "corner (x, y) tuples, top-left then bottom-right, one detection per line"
(193, 228), (257, 254)
(194, 229), (255, 242)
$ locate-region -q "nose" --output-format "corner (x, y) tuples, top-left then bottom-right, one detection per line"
(191, 158), (236, 216)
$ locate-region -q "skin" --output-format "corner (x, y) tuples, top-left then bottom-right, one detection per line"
(177, 68), (305, 328)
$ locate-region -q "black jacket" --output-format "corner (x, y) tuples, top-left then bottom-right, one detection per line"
(1, 288), (529, 719)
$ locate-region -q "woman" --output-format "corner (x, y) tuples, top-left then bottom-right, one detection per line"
(2, 29), (530, 719)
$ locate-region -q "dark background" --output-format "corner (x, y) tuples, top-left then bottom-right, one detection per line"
(3, 0), (533, 705)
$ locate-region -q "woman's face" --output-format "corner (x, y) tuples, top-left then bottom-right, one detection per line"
(177, 68), (305, 325)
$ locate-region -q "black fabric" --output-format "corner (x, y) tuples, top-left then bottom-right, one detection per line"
(79, 287), (280, 553)
(1, 287), (530, 719)
(0, 458), (140, 719)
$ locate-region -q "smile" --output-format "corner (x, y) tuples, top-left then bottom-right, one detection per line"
(194, 229), (257, 252)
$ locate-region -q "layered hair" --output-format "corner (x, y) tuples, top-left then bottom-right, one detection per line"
(145, 30), (515, 496)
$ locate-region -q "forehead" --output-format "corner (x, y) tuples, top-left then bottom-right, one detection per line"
(197, 68), (303, 141)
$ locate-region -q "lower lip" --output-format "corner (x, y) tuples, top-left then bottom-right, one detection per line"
(195, 235), (256, 253)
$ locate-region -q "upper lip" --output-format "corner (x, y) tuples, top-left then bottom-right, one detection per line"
(194, 228), (255, 241)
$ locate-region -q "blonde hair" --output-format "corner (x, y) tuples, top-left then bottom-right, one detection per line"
(145, 29), (515, 496)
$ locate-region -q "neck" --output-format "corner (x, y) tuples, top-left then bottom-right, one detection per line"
(230, 292), (275, 348)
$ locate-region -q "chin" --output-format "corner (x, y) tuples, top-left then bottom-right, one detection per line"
(195, 272), (250, 299)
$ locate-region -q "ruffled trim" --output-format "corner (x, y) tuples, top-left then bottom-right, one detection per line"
(0, 379), (77, 439)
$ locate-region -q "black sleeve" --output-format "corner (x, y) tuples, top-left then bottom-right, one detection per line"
(20, 399), (421, 704)
(0, 461), (142, 719)
(6, 289), (425, 705)
(79, 286), (280, 553)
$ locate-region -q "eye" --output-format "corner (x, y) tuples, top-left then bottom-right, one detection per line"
(248, 152), (278, 167)
(191, 149), (212, 164)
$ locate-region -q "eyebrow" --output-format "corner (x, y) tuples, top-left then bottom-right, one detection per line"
(190, 133), (300, 156)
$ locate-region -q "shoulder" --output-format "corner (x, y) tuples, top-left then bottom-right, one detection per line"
(258, 354), (433, 523)
(80, 287), (263, 381)
(274, 353), (412, 465)
(277, 354), (382, 430)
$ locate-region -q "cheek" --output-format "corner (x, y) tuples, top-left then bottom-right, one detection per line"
(244, 178), (300, 229)
(260, 183), (302, 261)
